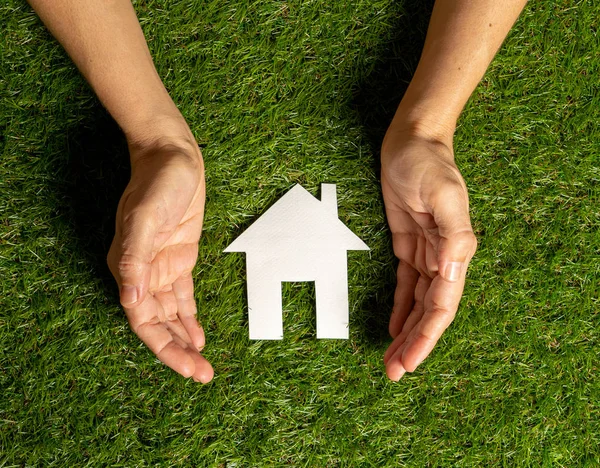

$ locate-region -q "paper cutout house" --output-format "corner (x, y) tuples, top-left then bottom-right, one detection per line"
(224, 183), (369, 340)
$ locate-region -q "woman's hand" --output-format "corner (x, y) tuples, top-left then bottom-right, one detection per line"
(381, 125), (477, 381)
(107, 135), (213, 383)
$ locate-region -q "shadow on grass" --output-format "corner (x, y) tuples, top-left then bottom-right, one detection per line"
(57, 107), (130, 298)
(350, 0), (434, 347)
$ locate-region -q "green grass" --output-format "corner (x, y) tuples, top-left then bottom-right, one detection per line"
(1, 0), (599, 465)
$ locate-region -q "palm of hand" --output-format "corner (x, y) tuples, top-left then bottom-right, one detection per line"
(108, 148), (213, 383)
(380, 135), (476, 380)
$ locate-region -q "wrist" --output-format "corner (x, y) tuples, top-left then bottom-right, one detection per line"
(389, 99), (457, 145)
(125, 114), (202, 166)
(382, 109), (456, 162)
(381, 103), (458, 170)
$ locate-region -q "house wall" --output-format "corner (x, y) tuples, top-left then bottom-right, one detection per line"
(314, 253), (349, 339)
(245, 254), (284, 340)
(245, 250), (350, 339)
(253, 248), (347, 282)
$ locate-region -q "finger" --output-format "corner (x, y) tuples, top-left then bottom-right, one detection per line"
(385, 304), (429, 381)
(170, 331), (191, 349)
(134, 320), (196, 378)
(388, 262), (419, 338)
(124, 294), (195, 377)
(385, 353), (406, 381)
(116, 205), (162, 307)
(384, 275), (429, 364)
(401, 273), (466, 372)
(401, 275), (430, 331)
(148, 243), (198, 292)
(411, 211), (442, 255)
(428, 182), (477, 283)
(165, 318), (194, 346)
(170, 333), (213, 383)
(187, 349), (214, 384)
(173, 273), (205, 351)
(384, 329), (413, 381)
(425, 239), (439, 275)
(384, 328), (410, 366)
(155, 290), (178, 322)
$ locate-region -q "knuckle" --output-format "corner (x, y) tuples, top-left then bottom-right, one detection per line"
(429, 301), (457, 325)
(454, 230), (478, 255)
(432, 305), (455, 321)
(414, 330), (434, 345)
(165, 312), (178, 322)
(470, 233), (479, 255)
(117, 254), (146, 276)
(178, 292), (195, 302)
(462, 231), (478, 260)
(435, 176), (465, 199)
(429, 189), (469, 221)
(461, 230), (478, 248)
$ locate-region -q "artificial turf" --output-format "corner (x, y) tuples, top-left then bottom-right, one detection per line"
(1, 0), (599, 465)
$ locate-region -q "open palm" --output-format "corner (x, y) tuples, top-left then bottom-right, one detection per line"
(381, 132), (477, 380)
(107, 145), (213, 383)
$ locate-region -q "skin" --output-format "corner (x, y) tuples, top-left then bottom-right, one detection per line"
(28, 0), (213, 383)
(28, 0), (526, 383)
(381, 0), (527, 380)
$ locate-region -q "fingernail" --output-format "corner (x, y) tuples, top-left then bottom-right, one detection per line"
(121, 285), (138, 305)
(196, 328), (205, 351)
(444, 262), (463, 282)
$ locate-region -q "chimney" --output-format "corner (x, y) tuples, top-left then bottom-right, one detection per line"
(320, 183), (337, 217)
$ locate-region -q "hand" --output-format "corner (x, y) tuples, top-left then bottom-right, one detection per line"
(380, 125), (477, 381)
(107, 133), (214, 383)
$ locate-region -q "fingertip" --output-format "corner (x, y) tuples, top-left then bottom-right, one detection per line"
(402, 361), (419, 373)
(199, 365), (214, 384)
(188, 349), (214, 384)
(385, 359), (406, 382)
(438, 229), (477, 282)
(179, 358), (196, 379)
(401, 346), (424, 373)
(192, 362), (214, 384)
(179, 316), (205, 351)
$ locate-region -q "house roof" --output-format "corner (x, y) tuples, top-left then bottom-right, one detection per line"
(224, 184), (369, 253)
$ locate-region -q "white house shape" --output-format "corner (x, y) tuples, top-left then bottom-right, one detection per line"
(224, 183), (369, 340)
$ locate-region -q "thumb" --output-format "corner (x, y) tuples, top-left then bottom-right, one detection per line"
(429, 181), (478, 283)
(116, 206), (160, 307)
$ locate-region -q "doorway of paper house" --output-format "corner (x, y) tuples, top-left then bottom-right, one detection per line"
(281, 281), (317, 339)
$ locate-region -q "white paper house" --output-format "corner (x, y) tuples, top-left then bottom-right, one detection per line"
(224, 183), (369, 340)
